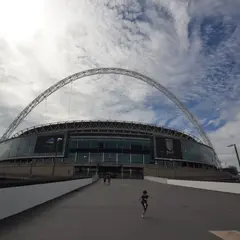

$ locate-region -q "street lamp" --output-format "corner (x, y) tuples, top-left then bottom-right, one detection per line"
(227, 144), (240, 167)
(52, 137), (63, 176)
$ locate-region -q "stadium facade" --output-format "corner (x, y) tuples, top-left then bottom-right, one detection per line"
(0, 121), (218, 178)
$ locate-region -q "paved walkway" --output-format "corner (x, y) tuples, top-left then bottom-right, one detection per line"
(0, 179), (240, 240)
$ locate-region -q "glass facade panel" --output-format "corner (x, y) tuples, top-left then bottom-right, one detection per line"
(90, 140), (102, 149)
(77, 153), (89, 163)
(117, 141), (130, 150)
(131, 154), (143, 164)
(118, 153), (130, 164)
(34, 135), (64, 154)
(143, 142), (151, 151)
(0, 135), (38, 160)
(131, 142), (143, 151)
(105, 141), (116, 149)
(181, 139), (215, 165)
(90, 153), (103, 163)
(144, 154), (151, 164)
(70, 139), (78, 148)
(0, 140), (11, 160)
(68, 152), (76, 162)
(78, 140), (90, 148)
(104, 153), (117, 163)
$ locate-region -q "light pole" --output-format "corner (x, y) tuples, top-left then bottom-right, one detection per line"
(227, 144), (240, 167)
(52, 137), (63, 176)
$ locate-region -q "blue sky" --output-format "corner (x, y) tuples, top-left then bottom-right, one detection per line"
(0, 0), (239, 167)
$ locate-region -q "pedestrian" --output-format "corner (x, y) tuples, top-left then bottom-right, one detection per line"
(103, 175), (107, 184)
(139, 190), (149, 218)
(107, 173), (111, 185)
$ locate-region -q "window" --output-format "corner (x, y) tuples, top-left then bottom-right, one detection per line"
(77, 153), (89, 163)
(68, 152), (76, 161)
(143, 154), (151, 164)
(78, 140), (90, 148)
(90, 140), (101, 148)
(90, 153), (103, 163)
(118, 153), (130, 164)
(104, 153), (117, 163)
(117, 141), (130, 150)
(131, 143), (142, 151)
(70, 139), (78, 148)
(98, 142), (104, 149)
(143, 142), (151, 151)
(105, 141), (116, 149)
(131, 154), (143, 164)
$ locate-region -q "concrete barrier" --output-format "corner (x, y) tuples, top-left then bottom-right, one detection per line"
(168, 179), (240, 194)
(0, 177), (98, 220)
(145, 176), (240, 194)
(144, 176), (167, 184)
(144, 166), (233, 180)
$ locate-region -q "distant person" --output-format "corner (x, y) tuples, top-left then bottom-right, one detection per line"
(103, 175), (107, 184)
(107, 173), (111, 185)
(139, 190), (149, 218)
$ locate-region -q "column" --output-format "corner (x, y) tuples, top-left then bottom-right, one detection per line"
(75, 152), (77, 163)
(130, 143), (132, 165)
(88, 152), (91, 164)
(116, 143), (119, 165)
(75, 139), (79, 163)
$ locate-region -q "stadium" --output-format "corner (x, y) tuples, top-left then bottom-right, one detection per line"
(0, 68), (234, 181)
(0, 120), (221, 179)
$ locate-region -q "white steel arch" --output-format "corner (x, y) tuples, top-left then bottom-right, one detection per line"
(0, 68), (219, 165)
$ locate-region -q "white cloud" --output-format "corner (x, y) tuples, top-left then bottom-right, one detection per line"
(0, 0), (239, 167)
(209, 112), (240, 169)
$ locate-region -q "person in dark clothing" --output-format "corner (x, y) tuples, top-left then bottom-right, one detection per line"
(107, 173), (111, 185)
(103, 175), (107, 184)
(139, 190), (149, 218)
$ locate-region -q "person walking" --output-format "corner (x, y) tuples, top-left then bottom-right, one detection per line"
(139, 190), (149, 218)
(103, 175), (107, 184)
(107, 173), (111, 185)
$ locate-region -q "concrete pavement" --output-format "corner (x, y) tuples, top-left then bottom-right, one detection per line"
(0, 179), (239, 240)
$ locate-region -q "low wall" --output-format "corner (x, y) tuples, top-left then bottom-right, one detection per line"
(0, 176), (98, 220)
(0, 164), (74, 177)
(144, 176), (167, 184)
(0, 165), (31, 175)
(145, 176), (240, 194)
(144, 166), (234, 181)
(168, 179), (240, 194)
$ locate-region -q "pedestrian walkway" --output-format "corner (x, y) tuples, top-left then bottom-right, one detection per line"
(0, 179), (239, 240)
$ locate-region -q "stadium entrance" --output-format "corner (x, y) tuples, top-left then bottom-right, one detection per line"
(98, 165), (144, 179)
(74, 165), (143, 179)
(98, 165), (121, 178)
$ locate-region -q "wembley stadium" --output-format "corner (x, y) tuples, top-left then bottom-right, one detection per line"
(0, 68), (235, 181)
(0, 120), (220, 179)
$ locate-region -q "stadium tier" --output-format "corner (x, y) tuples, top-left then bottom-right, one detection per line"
(0, 120), (217, 169)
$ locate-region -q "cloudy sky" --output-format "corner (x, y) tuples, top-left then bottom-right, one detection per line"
(0, 0), (239, 167)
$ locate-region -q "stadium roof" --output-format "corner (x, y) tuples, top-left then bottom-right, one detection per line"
(11, 120), (202, 143)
